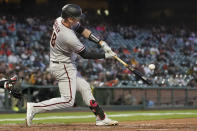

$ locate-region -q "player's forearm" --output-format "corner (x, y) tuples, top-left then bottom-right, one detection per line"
(78, 48), (105, 59)
(82, 28), (103, 46)
(81, 28), (91, 39)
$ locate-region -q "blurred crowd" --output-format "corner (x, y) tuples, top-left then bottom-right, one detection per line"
(1, 14), (197, 88)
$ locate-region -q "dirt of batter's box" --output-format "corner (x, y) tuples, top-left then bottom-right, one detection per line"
(1, 118), (197, 131)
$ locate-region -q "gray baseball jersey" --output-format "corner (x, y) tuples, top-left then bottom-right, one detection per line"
(32, 17), (95, 113)
(50, 17), (85, 63)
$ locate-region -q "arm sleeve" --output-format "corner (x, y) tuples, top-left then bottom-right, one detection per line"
(78, 48), (105, 59)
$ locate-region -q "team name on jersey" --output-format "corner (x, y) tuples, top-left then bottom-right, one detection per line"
(54, 20), (60, 33)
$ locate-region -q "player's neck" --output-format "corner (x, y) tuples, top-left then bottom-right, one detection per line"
(62, 20), (71, 28)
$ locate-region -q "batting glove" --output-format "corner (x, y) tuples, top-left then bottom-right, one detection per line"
(105, 50), (117, 59)
(100, 41), (112, 53)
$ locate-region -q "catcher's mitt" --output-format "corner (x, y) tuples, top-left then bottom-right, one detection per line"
(4, 75), (23, 99)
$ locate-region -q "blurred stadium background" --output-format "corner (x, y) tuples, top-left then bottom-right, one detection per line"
(1, 0), (197, 113)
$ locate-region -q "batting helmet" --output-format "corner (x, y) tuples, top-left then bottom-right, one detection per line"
(61, 4), (84, 20)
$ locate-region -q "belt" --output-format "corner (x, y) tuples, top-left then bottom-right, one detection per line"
(51, 61), (68, 64)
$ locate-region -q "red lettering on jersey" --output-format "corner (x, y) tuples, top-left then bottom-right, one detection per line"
(50, 31), (57, 47)
(54, 20), (60, 33)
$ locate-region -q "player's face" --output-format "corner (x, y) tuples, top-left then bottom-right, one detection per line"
(68, 17), (80, 26)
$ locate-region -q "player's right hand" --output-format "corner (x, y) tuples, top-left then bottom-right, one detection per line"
(100, 41), (112, 53)
(105, 50), (117, 59)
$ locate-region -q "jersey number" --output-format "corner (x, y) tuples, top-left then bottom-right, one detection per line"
(50, 32), (57, 47)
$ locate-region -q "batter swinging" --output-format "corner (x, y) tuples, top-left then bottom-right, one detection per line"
(26, 4), (118, 126)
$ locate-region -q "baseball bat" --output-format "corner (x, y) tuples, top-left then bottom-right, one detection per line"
(113, 55), (152, 85)
(99, 42), (152, 85)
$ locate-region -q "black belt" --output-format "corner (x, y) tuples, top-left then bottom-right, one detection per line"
(51, 61), (68, 64)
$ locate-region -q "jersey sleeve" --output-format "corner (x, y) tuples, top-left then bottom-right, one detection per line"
(71, 22), (81, 32)
(59, 30), (85, 54)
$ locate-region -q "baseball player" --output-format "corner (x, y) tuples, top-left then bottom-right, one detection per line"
(0, 79), (13, 89)
(26, 4), (118, 126)
(0, 75), (21, 99)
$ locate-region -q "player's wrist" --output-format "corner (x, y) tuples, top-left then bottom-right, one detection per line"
(100, 41), (105, 47)
(100, 41), (112, 53)
(88, 33), (101, 44)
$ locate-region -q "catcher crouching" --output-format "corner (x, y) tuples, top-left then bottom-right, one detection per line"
(0, 75), (23, 99)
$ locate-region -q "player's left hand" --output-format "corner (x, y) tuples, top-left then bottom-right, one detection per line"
(105, 50), (117, 59)
(100, 41), (112, 53)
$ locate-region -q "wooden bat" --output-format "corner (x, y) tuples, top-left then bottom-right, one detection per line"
(113, 55), (152, 85)
(98, 41), (152, 85)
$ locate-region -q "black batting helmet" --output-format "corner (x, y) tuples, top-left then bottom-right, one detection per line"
(61, 4), (84, 20)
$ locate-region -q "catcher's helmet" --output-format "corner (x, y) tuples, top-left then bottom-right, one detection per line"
(61, 4), (84, 20)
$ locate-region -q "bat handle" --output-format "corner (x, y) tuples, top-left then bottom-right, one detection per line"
(114, 55), (129, 67)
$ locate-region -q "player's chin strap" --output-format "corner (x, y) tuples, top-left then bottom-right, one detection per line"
(89, 100), (105, 120)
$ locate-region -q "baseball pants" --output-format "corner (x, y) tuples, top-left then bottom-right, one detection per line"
(32, 62), (95, 113)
